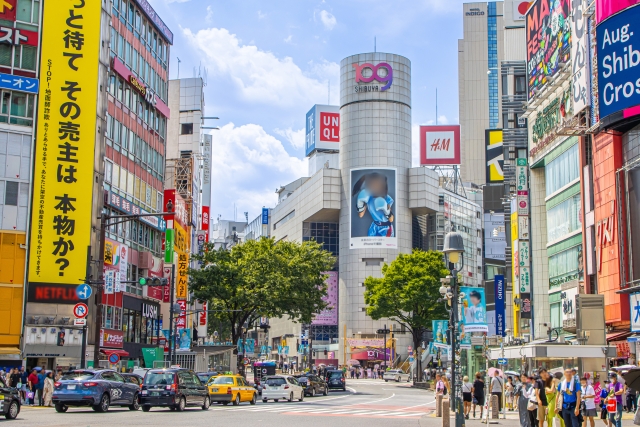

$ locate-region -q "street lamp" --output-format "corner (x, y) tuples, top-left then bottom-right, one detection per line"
(441, 231), (466, 427)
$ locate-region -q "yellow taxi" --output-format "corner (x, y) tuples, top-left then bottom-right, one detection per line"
(208, 375), (257, 406)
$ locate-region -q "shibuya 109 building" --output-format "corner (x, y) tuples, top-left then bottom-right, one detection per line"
(268, 53), (469, 367)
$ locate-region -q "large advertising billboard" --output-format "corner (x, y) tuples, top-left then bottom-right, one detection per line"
(350, 168), (397, 249)
(526, 0), (571, 99)
(596, 0), (640, 25)
(571, 0), (591, 114)
(461, 286), (489, 332)
(28, 0), (101, 292)
(305, 104), (340, 156)
(485, 129), (504, 182)
(419, 125), (461, 165)
(484, 213), (506, 261)
(312, 271), (338, 325)
(597, 4), (640, 123)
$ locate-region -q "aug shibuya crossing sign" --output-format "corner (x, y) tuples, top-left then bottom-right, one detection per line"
(353, 62), (393, 92)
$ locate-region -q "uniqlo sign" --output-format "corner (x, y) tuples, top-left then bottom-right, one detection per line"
(319, 112), (339, 142)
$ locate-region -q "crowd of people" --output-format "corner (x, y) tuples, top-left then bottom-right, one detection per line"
(0, 366), (62, 407)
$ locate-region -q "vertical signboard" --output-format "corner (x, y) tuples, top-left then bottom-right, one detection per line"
(494, 275), (505, 337)
(175, 222), (189, 299)
(312, 271), (338, 325)
(484, 213), (506, 261)
(305, 105), (340, 156)
(571, 0), (590, 114)
(485, 130), (504, 182)
(29, 0), (101, 287)
(516, 158), (528, 191)
(460, 286), (489, 332)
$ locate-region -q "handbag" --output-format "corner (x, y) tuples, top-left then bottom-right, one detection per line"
(473, 397), (478, 404)
(556, 393), (564, 413)
(633, 407), (640, 425)
(607, 397), (617, 413)
(528, 400), (538, 411)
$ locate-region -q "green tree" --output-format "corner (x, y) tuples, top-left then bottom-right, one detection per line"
(189, 237), (335, 352)
(364, 249), (450, 351)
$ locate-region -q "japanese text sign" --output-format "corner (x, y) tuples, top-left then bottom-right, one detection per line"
(29, 0), (101, 286)
(176, 251), (189, 299)
(0, 71), (38, 94)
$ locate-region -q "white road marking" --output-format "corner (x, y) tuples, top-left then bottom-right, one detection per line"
(399, 399), (437, 410)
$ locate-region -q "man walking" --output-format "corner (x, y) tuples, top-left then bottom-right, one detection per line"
(534, 369), (549, 427)
(558, 368), (582, 427)
(607, 373), (624, 427)
(491, 370), (504, 412)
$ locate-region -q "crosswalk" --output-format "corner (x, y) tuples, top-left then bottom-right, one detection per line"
(209, 402), (432, 418)
(346, 379), (411, 385)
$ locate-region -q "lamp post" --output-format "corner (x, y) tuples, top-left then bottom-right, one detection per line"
(441, 231), (466, 427)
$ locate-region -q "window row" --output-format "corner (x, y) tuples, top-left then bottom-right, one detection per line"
(104, 160), (163, 213)
(122, 307), (161, 345)
(105, 208), (163, 256)
(548, 245), (582, 285)
(0, 91), (35, 127)
(545, 142), (579, 195)
(0, 44), (37, 72)
(547, 194), (581, 242)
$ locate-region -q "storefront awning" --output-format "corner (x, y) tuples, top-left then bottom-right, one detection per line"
(99, 349), (129, 357)
(0, 347), (20, 355)
(607, 331), (632, 342)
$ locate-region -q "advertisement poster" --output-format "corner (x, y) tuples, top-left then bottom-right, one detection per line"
(458, 321), (472, 349)
(176, 328), (191, 351)
(312, 271), (338, 325)
(526, 0), (571, 99)
(495, 275), (506, 337)
(104, 238), (129, 293)
(350, 168), (397, 249)
(461, 286), (489, 332)
(432, 320), (450, 349)
(485, 130), (504, 182)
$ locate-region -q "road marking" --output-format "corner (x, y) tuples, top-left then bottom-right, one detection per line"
(399, 399), (436, 410)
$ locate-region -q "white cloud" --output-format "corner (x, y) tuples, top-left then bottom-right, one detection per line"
(284, 35), (293, 44)
(205, 6), (213, 23)
(183, 27), (339, 108)
(319, 10), (337, 30)
(274, 128), (305, 149)
(257, 10), (267, 19)
(210, 123), (308, 221)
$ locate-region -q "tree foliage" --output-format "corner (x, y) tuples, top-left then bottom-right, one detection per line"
(364, 249), (450, 349)
(189, 237), (335, 347)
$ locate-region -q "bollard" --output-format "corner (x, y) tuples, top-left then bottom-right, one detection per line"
(442, 398), (450, 427)
(491, 394), (499, 419)
(436, 394), (443, 417)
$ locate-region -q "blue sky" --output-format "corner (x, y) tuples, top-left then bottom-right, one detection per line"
(149, 0), (469, 222)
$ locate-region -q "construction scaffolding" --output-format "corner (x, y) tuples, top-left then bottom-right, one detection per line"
(167, 153), (195, 222)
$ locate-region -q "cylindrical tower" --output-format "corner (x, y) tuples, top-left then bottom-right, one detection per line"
(338, 53), (412, 363)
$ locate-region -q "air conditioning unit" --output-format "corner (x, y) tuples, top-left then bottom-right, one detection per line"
(523, 334), (531, 343)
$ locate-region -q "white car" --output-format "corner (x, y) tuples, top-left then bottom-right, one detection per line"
(384, 369), (411, 382)
(261, 375), (304, 403)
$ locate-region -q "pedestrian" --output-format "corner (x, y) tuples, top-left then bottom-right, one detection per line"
(435, 373), (445, 395)
(535, 369), (549, 427)
(516, 374), (532, 427)
(506, 376), (515, 410)
(599, 382), (610, 427)
(4, 368), (10, 385)
(527, 374), (539, 427)
(356, 368), (360, 379)
(491, 370), (504, 412)
(9, 368), (19, 388)
(367, 367), (371, 379)
(27, 369), (37, 406)
(581, 375), (597, 427)
(463, 375), (473, 419)
(19, 367), (27, 403)
(43, 372), (54, 407)
(55, 368), (63, 382)
(472, 372), (485, 418)
(558, 368), (582, 427)
(350, 367), (355, 379)
(606, 372), (624, 427)
(546, 371), (564, 427)
(36, 367), (45, 406)
(626, 385), (636, 413)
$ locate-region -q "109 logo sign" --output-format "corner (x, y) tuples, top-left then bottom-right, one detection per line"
(353, 62), (393, 92)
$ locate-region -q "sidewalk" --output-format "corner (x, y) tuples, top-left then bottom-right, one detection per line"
(419, 409), (639, 426)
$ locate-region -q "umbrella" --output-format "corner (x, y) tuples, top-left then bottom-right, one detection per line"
(622, 368), (640, 391)
(488, 367), (503, 377)
(504, 370), (520, 377)
(34, 367), (42, 372)
(613, 365), (637, 371)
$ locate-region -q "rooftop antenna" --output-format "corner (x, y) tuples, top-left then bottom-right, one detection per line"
(374, 36), (376, 53)
(177, 57), (181, 79)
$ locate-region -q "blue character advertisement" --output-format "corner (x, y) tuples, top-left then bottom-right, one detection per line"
(350, 168), (397, 249)
(461, 286), (488, 332)
(176, 328), (191, 351)
(432, 320), (449, 349)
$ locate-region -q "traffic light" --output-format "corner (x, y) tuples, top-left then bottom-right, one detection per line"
(57, 331), (65, 346)
(138, 277), (169, 286)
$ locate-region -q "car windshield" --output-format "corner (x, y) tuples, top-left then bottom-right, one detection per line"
(265, 377), (286, 386)
(328, 372), (343, 378)
(212, 377), (235, 385)
(144, 372), (175, 385)
(61, 372), (95, 381)
(297, 377), (308, 382)
(197, 374), (211, 382)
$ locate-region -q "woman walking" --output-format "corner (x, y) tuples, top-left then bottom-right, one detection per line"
(43, 372), (54, 407)
(547, 371), (564, 427)
(517, 374), (532, 427)
(506, 376), (515, 410)
(472, 372), (486, 419)
(463, 376), (473, 419)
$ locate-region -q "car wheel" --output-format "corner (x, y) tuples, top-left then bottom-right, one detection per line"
(175, 396), (186, 412)
(342, 386), (346, 391)
(5, 401), (18, 419)
(385, 379), (389, 382)
(142, 405), (151, 412)
(395, 376), (400, 382)
(55, 403), (68, 413)
(262, 399), (268, 403)
(299, 392), (304, 402)
(274, 399), (279, 402)
(287, 393), (293, 402)
(311, 388), (315, 397)
(323, 387), (328, 396)
(202, 396), (210, 410)
(232, 394), (240, 406)
(129, 393), (140, 410)
(250, 393), (256, 405)
(94, 393), (110, 412)
(407, 376), (411, 382)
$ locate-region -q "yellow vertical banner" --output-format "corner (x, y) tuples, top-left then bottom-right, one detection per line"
(176, 252), (189, 299)
(28, 0), (101, 284)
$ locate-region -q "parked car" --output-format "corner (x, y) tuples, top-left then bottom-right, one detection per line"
(0, 376), (20, 419)
(384, 369), (411, 383)
(324, 370), (346, 391)
(196, 371), (219, 385)
(52, 369), (140, 413)
(295, 374), (328, 397)
(140, 368), (210, 412)
(261, 375), (304, 403)
(208, 375), (257, 406)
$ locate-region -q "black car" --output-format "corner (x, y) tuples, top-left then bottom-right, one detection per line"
(0, 377), (19, 419)
(196, 372), (218, 385)
(324, 370), (346, 391)
(295, 374), (328, 397)
(140, 368), (210, 412)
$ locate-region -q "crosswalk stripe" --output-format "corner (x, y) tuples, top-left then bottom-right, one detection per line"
(209, 403), (426, 418)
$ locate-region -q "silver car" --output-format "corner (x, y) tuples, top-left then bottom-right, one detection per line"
(384, 369), (411, 382)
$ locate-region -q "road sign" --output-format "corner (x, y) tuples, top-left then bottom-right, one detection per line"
(74, 318), (86, 326)
(108, 353), (120, 364)
(73, 303), (88, 319)
(497, 358), (508, 365)
(76, 284), (92, 300)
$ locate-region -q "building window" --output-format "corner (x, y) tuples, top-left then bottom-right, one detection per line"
(180, 123), (193, 135)
(545, 143), (579, 195)
(549, 245), (582, 289)
(274, 210), (295, 230)
(547, 194), (581, 242)
(4, 181), (18, 206)
(302, 222), (339, 258)
(550, 302), (562, 329)
(515, 75), (527, 95)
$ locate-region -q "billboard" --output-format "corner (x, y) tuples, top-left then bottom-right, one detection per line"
(28, 0), (101, 289)
(484, 213), (506, 261)
(526, 0), (571, 99)
(163, 189), (189, 230)
(146, 255), (164, 301)
(350, 168), (397, 249)
(432, 320), (449, 349)
(485, 130), (504, 182)
(312, 271), (338, 325)
(571, 0), (591, 114)
(305, 104), (340, 156)
(461, 286), (488, 332)
(495, 275), (506, 337)
(103, 238), (129, 293)
(597, 4), (640, 122)
(419, 125), (461, 165)
(596, 0), (640, 25)
(202, 134), (212, 207)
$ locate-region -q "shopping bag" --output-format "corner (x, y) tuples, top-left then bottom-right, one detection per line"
(607, 397), (617, 413)
(26, 391), (34, 399)
(553, 416), (563, 427)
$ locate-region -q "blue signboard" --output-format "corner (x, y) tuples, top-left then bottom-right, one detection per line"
(305, 106), (316, 156)
(597, 4), (640, 120)
(494, 275), (505, 337)
(261, 208), (269, 225)
(0, 72), (39, 94)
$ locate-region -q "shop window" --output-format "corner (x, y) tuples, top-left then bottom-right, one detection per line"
(5, 181), (18, 206)
(181, 123), (193, 135)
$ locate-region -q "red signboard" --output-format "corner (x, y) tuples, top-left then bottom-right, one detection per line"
(419, 125), (461, 165)
(0, 0), (16, 21)
(100, 328), (124, 349)
(27, 284), (80, 304)
(202, 206), (210, 231)
(199, 301), (207, 326)
(176, 299), (187, 329)
(146, 255), (164, 301)
(162, 266), (171, 303)
(163, 189), (188, 230)
(319, 112), (339, 142)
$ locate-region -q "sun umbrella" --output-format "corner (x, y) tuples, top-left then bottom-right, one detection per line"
(488, 367), (503, 377)
(504, 370), (520, 377)
(622, 368), (640, 391)
(34, 367), (42, 372)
